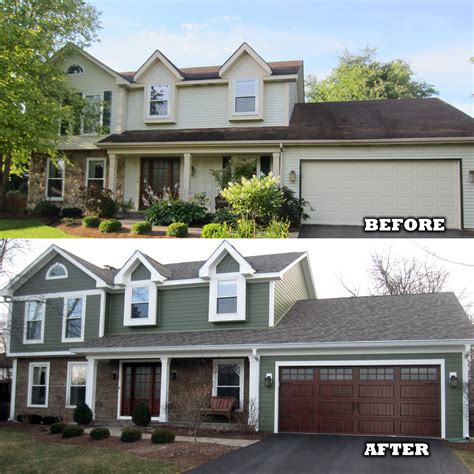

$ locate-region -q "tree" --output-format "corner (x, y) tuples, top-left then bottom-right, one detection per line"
(0, 0), (101, 210)
(306, 47), (438, 103)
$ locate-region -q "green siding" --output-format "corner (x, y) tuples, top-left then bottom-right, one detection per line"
(216, 253), (239, 273)
(258, 352), (464, 438)
(15, 255), (97, 296)
(131, 263), (151, 281)
(274, 261), (310, 324)
(10, 294), (101, 352)
(107, 282), (269, 334)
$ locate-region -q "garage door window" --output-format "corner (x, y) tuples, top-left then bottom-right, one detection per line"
(360, 367), (394, 381)
(281, 368), (314, 381)
(320, 368), (353, 380)
(401, 367), (437, 381)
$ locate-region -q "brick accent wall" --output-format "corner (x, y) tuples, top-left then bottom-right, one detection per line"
(95, 360), (120, 420)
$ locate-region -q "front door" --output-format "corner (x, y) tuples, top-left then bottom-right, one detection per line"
(121, 363), (161, 417)
(140, 158), (180, 207)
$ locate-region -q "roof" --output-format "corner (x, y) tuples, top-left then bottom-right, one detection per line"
(78, 293), (474, 351)
(99, 99), (474, 144)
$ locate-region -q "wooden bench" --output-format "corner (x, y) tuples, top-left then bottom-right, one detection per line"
(200, 396), (237, 421)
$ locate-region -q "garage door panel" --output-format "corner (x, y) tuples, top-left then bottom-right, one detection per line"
(358, 402), (395, 417)
(400, 385), (438, 399)
(358, 420), (395, 435)
(301, 160), (460, 228)
(280, 400), (314, 415)
(359, 385), (394, 398)
(400, 402), (438, 418)
(279, 416), (315, 433)
(319, 401), (353, 415)
(401, 421), (439, 437)
(319, 418), (354, 433)
(319, 385), (353, 398)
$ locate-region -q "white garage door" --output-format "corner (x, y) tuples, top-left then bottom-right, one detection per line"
(301, 160), (461, 228)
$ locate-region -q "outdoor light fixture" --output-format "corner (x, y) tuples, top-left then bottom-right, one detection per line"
(264, 373), (273, 388)
(469, 170), (474, 183)
(171, 371), (177, 380)
(111, 371), (117, 380)
(449, 372), (458, 387)
(289, 170), (296, 183)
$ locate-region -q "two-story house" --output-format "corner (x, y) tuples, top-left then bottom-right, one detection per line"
(28, 43), (474, 229)
(2, 241), (474, 439)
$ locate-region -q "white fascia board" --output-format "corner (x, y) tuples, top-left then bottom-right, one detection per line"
(114, 251), (167, 285)
(263, 75), (298, 82)
(134, 50), (183, 82)
(8, 351), (77, 357)
(219, 43), (272, 77)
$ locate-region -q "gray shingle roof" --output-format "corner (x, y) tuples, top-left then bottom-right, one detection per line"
(77, 293), (474, 351)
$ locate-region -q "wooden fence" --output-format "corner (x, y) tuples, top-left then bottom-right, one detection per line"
(4, 194), (27, 213)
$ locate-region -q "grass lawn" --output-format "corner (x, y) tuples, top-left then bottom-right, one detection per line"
(0, 219), (75, 238)
(453, 449), (474, 473)
(0, 428), (178, 474)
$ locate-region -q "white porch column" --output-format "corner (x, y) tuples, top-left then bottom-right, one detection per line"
(8, 359), (17, 421)
(85, 358), (98, 418)
(248, 352), (260, 431)
(272, 152), (281, 178)
(463, 344), (470, 438)
(159, 357), (171, 423)
(108, 153), (117, 195)
(182, 153), (192, 200)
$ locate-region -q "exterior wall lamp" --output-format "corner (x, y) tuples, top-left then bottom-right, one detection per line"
(264, 373), (273, 388)
(289, 170), (296, 183)
(449, 371), (458, 387)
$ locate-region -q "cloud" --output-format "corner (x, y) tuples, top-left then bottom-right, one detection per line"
(181, 22), (208, 31)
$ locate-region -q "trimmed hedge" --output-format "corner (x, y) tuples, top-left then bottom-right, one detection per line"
(43, 416), (61, 426)
(82, 216), (101, 228)
(151, 428), (175, 444)
(61, 207), (83, 218)
(132, 402), (151, 427)
(50, 422), (66, 434)
(166, 222), (188, 238)
(120, 428), (142, 443)
(73, 402), (93, 425)
(62, 425), (84, 438)
(99, 219), (122, 233)
(90, 427), (110, 440)
(201, 223), (231, 238)
(131, 221), (152, 235)
(32, 200), (60, 218)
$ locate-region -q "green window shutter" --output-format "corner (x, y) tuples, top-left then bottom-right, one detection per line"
(102, 91), (112, 133)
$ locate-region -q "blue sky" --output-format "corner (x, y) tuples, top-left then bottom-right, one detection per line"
(88, 0), (473, 115)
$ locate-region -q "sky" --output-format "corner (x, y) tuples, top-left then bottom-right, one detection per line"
(85, 0), (473, 115)
(1, 239), (474, 320)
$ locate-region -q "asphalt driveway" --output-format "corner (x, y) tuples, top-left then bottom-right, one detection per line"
(190, 434), (468, 474)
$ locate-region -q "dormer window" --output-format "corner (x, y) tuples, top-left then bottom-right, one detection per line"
(131, 287), (149, 319)
(234, 79), (257, 114)
(149, 84), (169, 117)
(67, 64), (84, 75)
(124, 282), (157, 326)
(209, 274), (246, 323)
(217, 280), (238, 314)
(46, 263), (68, 280)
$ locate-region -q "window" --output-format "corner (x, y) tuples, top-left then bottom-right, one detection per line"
(213, 360), (244, 409)
(320, 368), (353, 381)
(217, 280), (238, 314)
(281, 368), (314, 381)
(66, 363), (88, 408)
(86, 159), (106, 189)
(28, 363), (49, 407)
(102, 91), (112, 133)
(148, 84), (169, 117)
(45, 263), (68, 280)
(401, 367), (438, 381)
(60, 92), (82, 136)
(360, 367), (394, 381)
(124, 282), (157, 326)
(46, 159), (64, 200)
(131, 287), (149, 319)
(82, 95), (102, 134)
(62, 297), (85, 342)
(24, 301), (45, 343)
(234, 79), (257, 114)
(67, 64), (84, 74)
(209, 274), (246, 323)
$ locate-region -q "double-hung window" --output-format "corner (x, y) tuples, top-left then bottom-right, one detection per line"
(131, 287), (149, 319)
(124, 283), (157, 326)
(213, 359), (244, 409)
(62, 297), (85, 342)
(148, 84), (169, 117)
(28, 363), (49, 408)
(86, 158), (106, 189)
(66, 362), (88, 408)
(46, 159), (65, 201)
(234, 79), (257, 114)
(217, 280), (238, 314)
(24, 301), (45, 344)
(209, 274), (246, 322)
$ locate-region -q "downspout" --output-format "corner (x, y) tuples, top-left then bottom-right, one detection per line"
(279, 143), (284, 184)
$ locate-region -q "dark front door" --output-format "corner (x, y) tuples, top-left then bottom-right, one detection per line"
(140, 158), (180, 207)
(121, 363), (161, 417)
(279, 366), (440, 437)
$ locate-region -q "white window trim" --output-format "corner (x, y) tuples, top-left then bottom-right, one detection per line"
(45, 158), (65, 201)
(145, 84), (171, 120)
(85, 157), (107, 188)
(23, 300), (45, 344)
(209, 273), (246, 322)
(45, 263), (68, 280)
(61, 296), (86, 343)
(124, 281), (157, 326)
(65, 361), (88, 409)
(27, 362), (50, 408)
(212, 358), (245, 411)
(233, 78), (259, 116)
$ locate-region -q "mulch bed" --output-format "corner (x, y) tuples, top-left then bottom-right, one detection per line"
(446, 441), (474, 451)
(154, 425), (269, 440)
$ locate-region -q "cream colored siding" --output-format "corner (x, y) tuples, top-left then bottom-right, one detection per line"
(123, 157), (140, 209)
(288, 82), (297, 120)
(190, 156), (221, 206)
(282, 144), (474, 229)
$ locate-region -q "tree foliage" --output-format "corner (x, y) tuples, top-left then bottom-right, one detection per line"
(306, 47), (438, 103)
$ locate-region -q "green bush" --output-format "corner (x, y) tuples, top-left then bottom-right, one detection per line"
(132, 402), (151, 427)
(131, 221), (152, 235)
(167, 222), (188, 238)
(278, 186), (311, 225)
(121, 427), (142, 442)
(82, 216), (101, 228)
(263, 219), (291, 238)
(50, 422), (66, 434)
(62, 425), (84, 438)
(90, 427), (110, 440)
(99, 219), (122, 233)
(145, 198), (207, 226)
(78, 186), (118, 218)
(61, 207), (83, 218)
(151, 428), (175, 444)
(73, 402), (93, 425)
(212, 207), (238, 226)
(201, 222), (232, 238)
(32, 200), (60, 218)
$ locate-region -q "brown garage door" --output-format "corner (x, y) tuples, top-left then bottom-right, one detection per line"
(279, 366), (440, 437)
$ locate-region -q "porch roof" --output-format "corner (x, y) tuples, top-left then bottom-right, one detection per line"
(76, 292), (474, 352)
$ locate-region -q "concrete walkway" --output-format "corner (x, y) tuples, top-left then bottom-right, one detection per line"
(84, 427), (257, 447)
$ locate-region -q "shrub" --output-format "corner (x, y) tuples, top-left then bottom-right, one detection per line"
(278, 186), (311, 225)
(132, 402), (151, 427)
(78, 186), (118, 218)
(121, 428), (142, 442)
(115, 198), (134, 213)
(43, 416), (61, 426)
(151, 428), (175, 444)
(167, 222), (188, 238)
(28, 414), (43, 425)
(210, 157), (257, 190)
(32, 200), (60, 218)
(61, 207), (83, 218)
(73, 402), (93, 425)
(99, 219), (122, 233)
(50, 422), (66, 434)
(263, 219), (291, 238)
(233, 219), (254, 238)
(201, 223), (232, 238)
(212, 207), (238, 226)
(90, 427), (110, 440)
(82, 216), (101, 228)
(131, 221), (152, 235)
(145, 197), (207, 226)
(62, 425), (84, 438)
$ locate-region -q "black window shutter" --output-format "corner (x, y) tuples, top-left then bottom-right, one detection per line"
(222, 156), (231, 169)
(102, 91), (112, 133)
(260, 155), (271, 175)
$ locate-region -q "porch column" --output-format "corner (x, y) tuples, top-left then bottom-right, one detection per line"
(108, 153), (117, 195)
(272, 152), (281, 178)
(182, 153), (192, 200)
(159, 357), (171, 423)
(8, 359), (17, 421)
(85, 358), (98, 419)
(248, 353), (260, 431)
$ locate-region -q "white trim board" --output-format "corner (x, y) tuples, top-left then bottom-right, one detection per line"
(27, 361), (51, 409)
